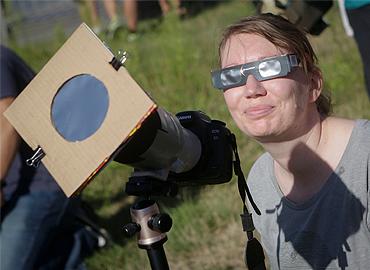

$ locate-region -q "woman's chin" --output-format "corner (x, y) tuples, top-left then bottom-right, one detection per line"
(244, 128), (274, 140)
(243, 121), (275, 138)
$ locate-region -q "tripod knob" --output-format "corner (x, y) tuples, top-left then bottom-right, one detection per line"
(148, 213), (172, 233)
(123, 222), (141, 237)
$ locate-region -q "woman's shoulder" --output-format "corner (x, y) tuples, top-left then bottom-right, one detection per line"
(326, 117), (370, 138)
(252, 152), (272, 169)
(248, 152), (273, 182)
(325, 116), (355, 129)
(325, 117), (370, 157)
(325, 117), (355, 141)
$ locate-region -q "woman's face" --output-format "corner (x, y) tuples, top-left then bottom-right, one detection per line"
(221, 33), (320, 143)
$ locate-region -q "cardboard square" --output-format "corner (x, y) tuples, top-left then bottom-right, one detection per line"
(4, 23), (156, 197)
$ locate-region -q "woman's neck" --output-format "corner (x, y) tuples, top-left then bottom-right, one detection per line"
(260, 113), (331, 203)
(263, 114), (324, 173)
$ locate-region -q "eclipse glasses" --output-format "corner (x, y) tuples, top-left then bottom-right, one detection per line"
(211, 54), (299, 90)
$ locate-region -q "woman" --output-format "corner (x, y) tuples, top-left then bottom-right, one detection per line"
(212, 14), (370, 269)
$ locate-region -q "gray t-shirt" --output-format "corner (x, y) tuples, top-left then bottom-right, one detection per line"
(247, 119), (370, 269)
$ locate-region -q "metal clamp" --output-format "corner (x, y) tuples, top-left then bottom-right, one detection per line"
(26, 146), (45, 168)
(109, 50), (128, 71)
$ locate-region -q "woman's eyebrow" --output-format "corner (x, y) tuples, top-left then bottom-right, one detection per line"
(222, 63), (241, 69)
(222, 54), (281, 69)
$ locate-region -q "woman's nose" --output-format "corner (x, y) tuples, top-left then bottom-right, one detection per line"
(243, 75), (267, 98)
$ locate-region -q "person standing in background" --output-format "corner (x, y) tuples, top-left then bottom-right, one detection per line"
(339, 0), (370, 99)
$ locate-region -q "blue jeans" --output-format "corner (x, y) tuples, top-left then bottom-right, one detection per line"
(347, 4), (370, 99)
(0, 190), (70, 270)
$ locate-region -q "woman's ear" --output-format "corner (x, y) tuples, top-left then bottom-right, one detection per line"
(309, 67), (323, 103)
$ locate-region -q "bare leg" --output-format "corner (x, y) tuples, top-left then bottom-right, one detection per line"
(123, 0), (138, 32)
(103, 0), (118, 21)
(103, 0), (123, 37)
(173, 0), (187, 16)
(158, 0), (171, 15)
(85, 0), (101, 33)
(85, 1), (100, 26)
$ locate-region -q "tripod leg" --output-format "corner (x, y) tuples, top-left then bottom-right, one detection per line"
(147, 246), (170, 270)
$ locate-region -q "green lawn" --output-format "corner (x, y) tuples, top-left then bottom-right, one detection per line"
(8, 1), (369, 269)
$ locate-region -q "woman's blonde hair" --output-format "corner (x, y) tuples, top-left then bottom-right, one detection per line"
(218, 13), (331, 116)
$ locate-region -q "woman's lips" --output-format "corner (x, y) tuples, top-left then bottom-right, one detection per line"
(245, 105), (274, 119)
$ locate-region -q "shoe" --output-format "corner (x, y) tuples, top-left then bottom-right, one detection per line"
(127, 32), (138, 42)
(107, 17), (122, 39)
(85, 226), (111, 249)
(92, 26), (102, 35)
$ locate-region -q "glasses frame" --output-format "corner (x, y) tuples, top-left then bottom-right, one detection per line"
(211, 54), (299, 91)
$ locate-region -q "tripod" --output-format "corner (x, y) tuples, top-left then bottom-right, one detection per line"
(123, 176), (177, 270)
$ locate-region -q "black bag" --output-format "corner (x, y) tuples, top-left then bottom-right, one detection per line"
(255, 0), (334, 35)
(283, 0), (333, 35)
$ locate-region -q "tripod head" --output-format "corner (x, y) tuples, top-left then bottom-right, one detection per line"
(125, 171), (179, 198)
(123, 199), (172, 248)
(123, 173), (175, 270)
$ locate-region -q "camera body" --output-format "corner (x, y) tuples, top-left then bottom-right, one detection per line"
(169, 111), (233, 185)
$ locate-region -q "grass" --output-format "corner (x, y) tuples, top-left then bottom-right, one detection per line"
(7, 1), (369, 269)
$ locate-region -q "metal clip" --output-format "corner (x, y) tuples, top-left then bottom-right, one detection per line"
(118, 50), (128, 65)
(109, 50), (128, 71)
(26, 146), (45, 168)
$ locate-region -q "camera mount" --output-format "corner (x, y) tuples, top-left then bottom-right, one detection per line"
(123, 174), (177, 270)
(123, 195), (172, 270)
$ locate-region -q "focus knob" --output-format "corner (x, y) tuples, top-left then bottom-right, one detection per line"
(148, 213), (172, 233)
(123, 222), (141, 237)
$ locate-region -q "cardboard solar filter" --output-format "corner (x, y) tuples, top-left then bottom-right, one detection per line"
(4, 23), (157, 197)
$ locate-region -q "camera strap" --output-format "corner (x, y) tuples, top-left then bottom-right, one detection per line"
(230, 134), (266, 270)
